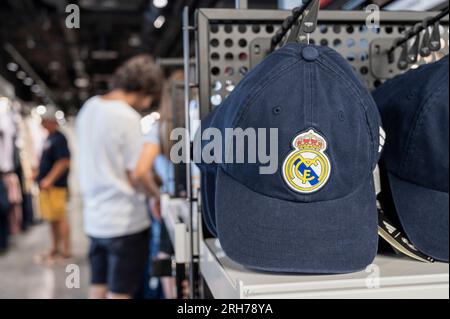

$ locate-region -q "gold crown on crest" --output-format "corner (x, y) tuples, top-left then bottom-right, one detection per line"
(294, 130), (325, 151)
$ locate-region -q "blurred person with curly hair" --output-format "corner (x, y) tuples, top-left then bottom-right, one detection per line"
(76, 55), (163, 299)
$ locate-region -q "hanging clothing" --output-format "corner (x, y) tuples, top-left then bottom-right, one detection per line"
(23, 117), (46, 224)
(25, 117), (46, 165)
(2, 172), (22, 235)
(0, 178), (9, 248)
(17, 118), (37, 193)
(0, 111), (16, 173)
(0, 107), (17, 247)
(0, 174), (10, 214)
(3, 173), (22, 205)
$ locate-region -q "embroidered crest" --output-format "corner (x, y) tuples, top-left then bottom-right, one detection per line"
(282, 129), (331, 194)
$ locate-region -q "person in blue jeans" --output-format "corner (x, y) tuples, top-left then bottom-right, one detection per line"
(134, 70), (183, 299)
(134, 119), (176, 299)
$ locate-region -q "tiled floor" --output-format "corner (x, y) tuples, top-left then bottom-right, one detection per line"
(0, 196), (90, 299)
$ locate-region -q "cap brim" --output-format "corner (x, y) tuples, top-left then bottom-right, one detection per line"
(201, 167), (218, 237)
(215, 168), (378, 274)
(388, 172), (449, 262)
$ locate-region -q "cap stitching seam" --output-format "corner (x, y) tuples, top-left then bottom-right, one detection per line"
(309, 63), (313, 128)
(316, 56), (376, 172)
(319, 53), (378, 148)
(306, 63), (313, 203)
(225, 48), (301, 127)
(234, 58), (303, 127)
(318, 54), (375, 138)
(318, 60), (373, 169)
(400, 72), (449, 174)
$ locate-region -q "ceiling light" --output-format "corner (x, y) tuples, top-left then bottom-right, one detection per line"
(153, 0), (168, 9)
(154, 15), (166, 29)
(128, 34), (142, 47)
(31, 84), (41, 94)
(6, 62), (18, 72)
(23, 77), (33, 86)
(36, 105), (47, 115)
(75, 78), (90, 88)
(17, 71), (26, 80)
(55, 110), (65, 120)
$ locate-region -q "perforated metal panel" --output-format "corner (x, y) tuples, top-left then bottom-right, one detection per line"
(207, 22), (278, 106)
(195, 9), (449, 117)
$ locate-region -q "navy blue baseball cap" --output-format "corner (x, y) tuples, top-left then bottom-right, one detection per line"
(197, 43), (382, 273)
(373, 56), (449, 262)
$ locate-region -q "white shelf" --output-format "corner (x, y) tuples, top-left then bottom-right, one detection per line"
(200, 238), (449, 299)
(161, 195), (198, 263)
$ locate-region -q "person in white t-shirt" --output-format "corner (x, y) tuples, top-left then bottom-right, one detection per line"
(76, 55), (163, 299)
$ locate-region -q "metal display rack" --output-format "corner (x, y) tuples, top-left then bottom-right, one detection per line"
(196, 9), (449, 117)
(160, 194), (198, 299)
(164, 7), (450, 299)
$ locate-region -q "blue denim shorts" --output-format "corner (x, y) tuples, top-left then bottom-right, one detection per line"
(89, 228), (150, 295)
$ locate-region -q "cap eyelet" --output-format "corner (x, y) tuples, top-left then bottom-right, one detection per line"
(407, 91), (417, 100)
(272, 106), (282, 115)
(338, 110), (345, 121)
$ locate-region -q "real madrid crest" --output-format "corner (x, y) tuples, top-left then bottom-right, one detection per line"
(282, 129), (331, 194)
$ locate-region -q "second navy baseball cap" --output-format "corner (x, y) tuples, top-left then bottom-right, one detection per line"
(373, 56), (449, 262)
(199, 43), (382, 273)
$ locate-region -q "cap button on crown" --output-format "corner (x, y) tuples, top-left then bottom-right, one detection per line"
(302, 46), (320, 61)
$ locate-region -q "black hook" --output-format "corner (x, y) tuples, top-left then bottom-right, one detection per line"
(398, 41), (409, 70)
(271, 3), (307, 50)
(388, 38), (401, 64)
(387, 6), (448, 63)
(429, 21), (442, 52)
(407, 24), (421, 63)
(286, 19), (302, 43)
(419, 18), (432, 57)
(287, 0), (320, 44)
(301, 0), (320, 35)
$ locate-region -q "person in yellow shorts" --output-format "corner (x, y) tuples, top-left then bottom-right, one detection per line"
(39, 188), (68, 222)
(36, 107), (71, 263)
